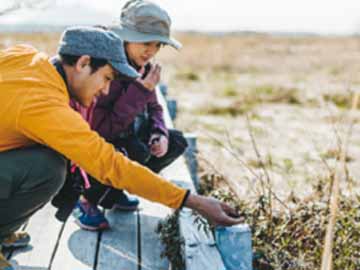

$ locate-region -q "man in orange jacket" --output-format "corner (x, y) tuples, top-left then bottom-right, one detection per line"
(0, 26), (242, 270)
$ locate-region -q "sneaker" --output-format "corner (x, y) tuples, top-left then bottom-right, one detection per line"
(0, 248), (13, 270)
(112, 192), (139, 211)
(73, 200), (110, 231)
(2, 232), (30, 249)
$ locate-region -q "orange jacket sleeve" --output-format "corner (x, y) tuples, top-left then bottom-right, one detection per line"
(17, 87), (187, 209)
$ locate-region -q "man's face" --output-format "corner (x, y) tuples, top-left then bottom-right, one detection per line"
(69, 56), (115, 107)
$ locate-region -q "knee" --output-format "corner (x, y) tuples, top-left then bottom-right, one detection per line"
(168, 130), (188, 156)
(126, 139), (151, 165)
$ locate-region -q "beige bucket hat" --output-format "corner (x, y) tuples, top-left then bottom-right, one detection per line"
(111, 0), (182, 50)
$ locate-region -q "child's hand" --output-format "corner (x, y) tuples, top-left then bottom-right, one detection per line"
(148, 133), (168, 157)
(137, 63), (161, 91)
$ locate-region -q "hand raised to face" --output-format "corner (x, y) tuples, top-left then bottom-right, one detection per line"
(137, 63), (161, 91)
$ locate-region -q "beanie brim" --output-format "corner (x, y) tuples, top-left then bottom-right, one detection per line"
(110, 60), (139, 78)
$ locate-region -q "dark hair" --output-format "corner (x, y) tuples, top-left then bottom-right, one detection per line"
(59, 54), (108, 74)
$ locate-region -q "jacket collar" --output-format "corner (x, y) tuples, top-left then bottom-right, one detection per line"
(50, 56), (69, 89)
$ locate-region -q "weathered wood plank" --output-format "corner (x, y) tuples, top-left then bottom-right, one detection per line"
(179, 208), (226, 270)
(7, 203), (63, 270)
(161, 157), (194, 189)
(97, 210), (138, 270)
(51, 215), (98, 270)
(157, 87), (226, 269)
(165, 160), (226, 269)
(140, 90), (195, 270)
(163, 157), (226, 269)
(139, 198), (170, 270)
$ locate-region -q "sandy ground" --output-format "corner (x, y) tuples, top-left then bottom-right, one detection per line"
(2, 32), (360, 202)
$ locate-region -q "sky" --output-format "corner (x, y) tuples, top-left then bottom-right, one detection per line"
(0, 0), (360, 34)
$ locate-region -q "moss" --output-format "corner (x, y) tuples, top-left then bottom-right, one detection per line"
(329, 67), (342, 76)
(252, 85), (302, 105)
(283, 158), (294, 173)
(176, 70), (200, 81)
(222, 85), (238, 97)
(323, 93), (352, 109)
(202, 103), (253, 117)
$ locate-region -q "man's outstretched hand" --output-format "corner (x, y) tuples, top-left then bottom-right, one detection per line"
(184, 194), (244, 226)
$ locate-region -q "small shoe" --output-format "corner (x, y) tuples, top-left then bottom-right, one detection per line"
(112, 192), (139, 211)
(0, 248), (13, 270)
(73, 200), (110, 231)
(2, 232), (30, 249)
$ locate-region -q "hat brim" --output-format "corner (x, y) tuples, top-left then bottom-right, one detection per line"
(109, 60), (139, 78)
(110, 25), (182, 50)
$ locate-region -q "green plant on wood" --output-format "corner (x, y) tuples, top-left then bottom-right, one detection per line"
(156, 210), (185, 270)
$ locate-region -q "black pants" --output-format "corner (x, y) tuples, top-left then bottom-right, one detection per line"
(83, 129), (188, 209)
(0, 146), (66, 241)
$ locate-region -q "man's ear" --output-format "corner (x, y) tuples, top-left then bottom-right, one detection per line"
(75, 55), (91, 72)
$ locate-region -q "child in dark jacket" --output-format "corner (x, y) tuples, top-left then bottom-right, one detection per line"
(72, 0), (188, 230)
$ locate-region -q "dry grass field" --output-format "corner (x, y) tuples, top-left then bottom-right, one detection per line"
(162, 33), (360, 201)
(2, 32), (360, 200)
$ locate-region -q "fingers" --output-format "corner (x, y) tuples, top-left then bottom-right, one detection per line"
(139, 65), (145, 76)
(148, 134), (161, 145)
(207, 199), (244, 226)
(221, 202), (240, 217)
(149, 135), (161, 155)
(153, 63), (161, 75)
(137, 63), (161, 91)
(148, 63), (156, 76)
(215, 203), (244, 226)
(205, 207), (243, 227)
(150, 144), (161, 155)
(150, 143), (167, 157)
(147, 64), (161, 84)
(217, 214), (244, 226)
(149, 135), (168, 157)
(186, 195), (245, 227)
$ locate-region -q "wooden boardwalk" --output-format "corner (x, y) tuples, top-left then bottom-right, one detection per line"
(4, 88), (226, 270)
(4, 197), (172, 270)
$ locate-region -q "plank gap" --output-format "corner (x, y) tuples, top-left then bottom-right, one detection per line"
(93, 228), (103, 270)
(48, 220), (67, 270)
(137, 210), (141, 270)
